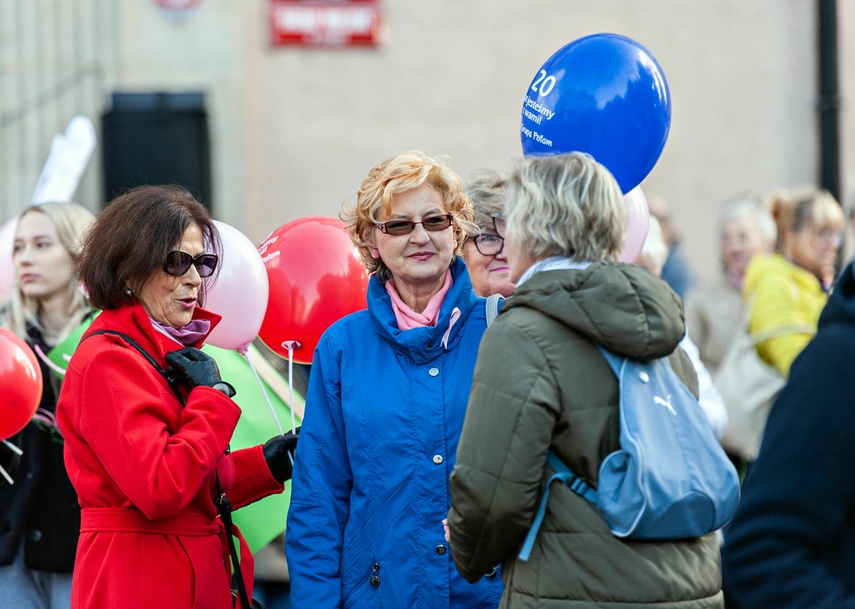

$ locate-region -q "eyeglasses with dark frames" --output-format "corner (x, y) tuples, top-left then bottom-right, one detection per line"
(374, 214), (454, 236)
(492, 213), (506, 238)
(469, 233), (505, 257)
(163, 250), (219, 278)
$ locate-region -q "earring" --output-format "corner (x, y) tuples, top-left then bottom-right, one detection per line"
(125, 288), (133, 296)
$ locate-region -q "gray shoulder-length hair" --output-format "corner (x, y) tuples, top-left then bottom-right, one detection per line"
(505, 152), (627, 262)
(465, 169), (507, 232)
(719, 192), (777, 245)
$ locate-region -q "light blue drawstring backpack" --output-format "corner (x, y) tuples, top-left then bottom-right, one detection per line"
(519, 345), (740, 561)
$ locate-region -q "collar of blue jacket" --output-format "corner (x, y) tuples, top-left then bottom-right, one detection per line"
(366, 257), (480, 365)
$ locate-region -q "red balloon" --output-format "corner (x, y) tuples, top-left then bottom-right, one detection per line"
(0, 327), (43, 441)
(258, 217), (369, 364)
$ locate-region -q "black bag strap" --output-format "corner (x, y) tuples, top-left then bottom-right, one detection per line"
(215, 475), (252, 609)
(83, 329), (185, 405)
(81, 329), (251, 609)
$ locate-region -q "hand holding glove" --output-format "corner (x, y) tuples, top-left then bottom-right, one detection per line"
(165, 347), (236, 398)
(263, 427), (300, 482)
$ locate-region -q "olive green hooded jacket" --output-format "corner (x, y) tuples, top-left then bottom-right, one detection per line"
(448, 263), (723, 609)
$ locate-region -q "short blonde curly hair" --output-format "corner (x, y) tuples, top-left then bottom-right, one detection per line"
(342, 150), (476, 281)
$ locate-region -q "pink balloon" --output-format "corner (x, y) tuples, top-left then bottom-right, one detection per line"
(205, 221), (270, 352)
(0, 217), (19, 301)
(619, 186), (650, 263)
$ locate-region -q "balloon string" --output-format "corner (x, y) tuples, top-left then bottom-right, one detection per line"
(0, 440), (22, 486)
(282, 340), (301, 467)
(34, 344), (67, 376)
(241, 348), (285, 437)
(2, 439), (22, 456)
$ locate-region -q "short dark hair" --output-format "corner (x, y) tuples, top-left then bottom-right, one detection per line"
(78, 185), (221, 310)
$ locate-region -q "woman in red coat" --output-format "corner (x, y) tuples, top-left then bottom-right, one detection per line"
(56, 185), (297, 609)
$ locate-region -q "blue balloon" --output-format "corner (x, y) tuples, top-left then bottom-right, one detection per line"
(520, 33), (671, 194)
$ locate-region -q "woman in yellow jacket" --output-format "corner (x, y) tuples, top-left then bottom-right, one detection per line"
(745, 188), (843, 376)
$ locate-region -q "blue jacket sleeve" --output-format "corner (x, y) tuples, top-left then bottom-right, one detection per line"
(722, 327), (855, 609)
(285, 334), (353, 609)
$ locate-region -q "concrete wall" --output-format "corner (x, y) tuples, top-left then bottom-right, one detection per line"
(3, 0), (853, 285)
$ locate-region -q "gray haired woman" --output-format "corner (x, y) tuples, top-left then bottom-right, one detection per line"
(685, 194), (776, 374)
(447, 152), (723, 608)
(461, 170), (514, 298)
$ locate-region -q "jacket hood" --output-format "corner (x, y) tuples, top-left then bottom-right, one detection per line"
(504, 262), (686, 360)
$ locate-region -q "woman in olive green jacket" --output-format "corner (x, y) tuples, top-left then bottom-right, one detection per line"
(447, 153), (724, 608)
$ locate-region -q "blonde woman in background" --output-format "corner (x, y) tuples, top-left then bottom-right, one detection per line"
(744, 188), (843, 376)
(0, 202), (94, 609)
(685, 194), (776, 375)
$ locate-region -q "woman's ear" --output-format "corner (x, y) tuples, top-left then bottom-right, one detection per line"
(370, 247), (380, 259)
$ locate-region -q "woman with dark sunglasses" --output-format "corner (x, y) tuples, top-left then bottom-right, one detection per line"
(285, 151), (502, 609)
(56, 185), (297, 609)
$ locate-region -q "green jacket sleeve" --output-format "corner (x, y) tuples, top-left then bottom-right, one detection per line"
(447, 321), (560, 582)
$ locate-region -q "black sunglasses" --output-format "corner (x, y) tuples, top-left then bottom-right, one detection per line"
(374, 214), (454, 236)
(163, 250), (219, 278)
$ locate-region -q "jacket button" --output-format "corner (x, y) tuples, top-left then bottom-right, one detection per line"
(29, 529), (43, 542)
(639, 372), (650, 383)
(370, 575), (380, 587)
(432, 455), (443, 464)
(429, 367), (439, 377)
(426, 342), (433, 348)
(436, 544), (447, 555)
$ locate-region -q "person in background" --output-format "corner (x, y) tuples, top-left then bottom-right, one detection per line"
(722, 258), (855, 608)
(744, 187), (843, 376)
(637, 215), (729, 440)
(461, 169), (514, 298)
(286, 150), (502, 609)
(685, 194), (776, 375)
(840, 196), (855, 268)
(646, 193), (699, 302)
(56, 185), (298, 609)
(0, 202), (94, 609)
(447, 153), (722, 608)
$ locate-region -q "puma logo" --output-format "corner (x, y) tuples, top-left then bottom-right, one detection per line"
(654, 395), (676, 416)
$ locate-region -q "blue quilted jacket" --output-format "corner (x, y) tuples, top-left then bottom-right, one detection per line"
(286, 258), (502, 609)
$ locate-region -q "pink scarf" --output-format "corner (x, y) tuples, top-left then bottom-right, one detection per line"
(151, 318), (212, 346)
(385, 270), (453, 330)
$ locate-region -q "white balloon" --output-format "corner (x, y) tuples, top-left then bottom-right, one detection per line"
(205, 221), (270, 352)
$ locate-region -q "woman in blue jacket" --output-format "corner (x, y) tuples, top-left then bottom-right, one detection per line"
(286, 150), (502, 609)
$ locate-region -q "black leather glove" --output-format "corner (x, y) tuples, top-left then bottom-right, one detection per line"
(263, 427), (300, 482)
(165, 347), (236, 398)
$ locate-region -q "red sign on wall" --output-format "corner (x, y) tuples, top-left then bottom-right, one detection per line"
(269, 0), (383, 48)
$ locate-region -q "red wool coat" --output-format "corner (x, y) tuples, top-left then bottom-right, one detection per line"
(57, 302), (283, 609)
